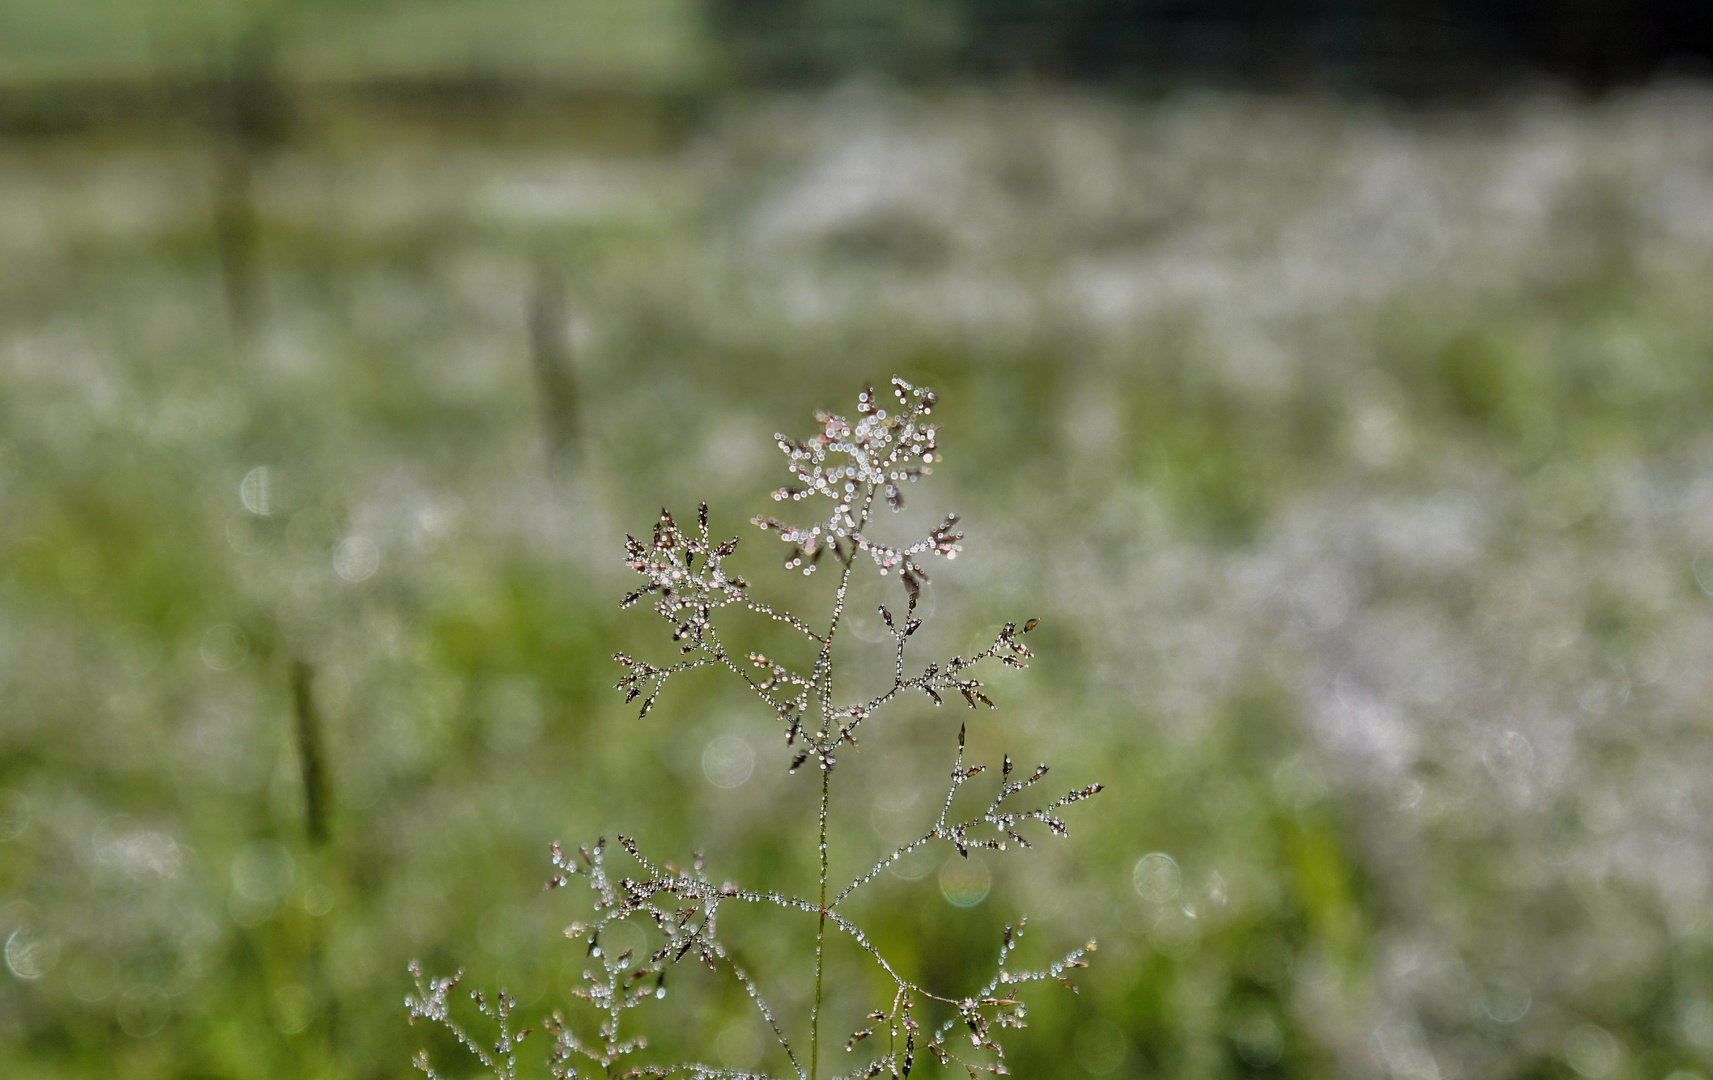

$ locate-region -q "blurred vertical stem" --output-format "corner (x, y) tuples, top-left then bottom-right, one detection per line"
(528, 270), (581, 467)
(212, 145), (259, 330)
(209, 28), (289, 334)
(291, 659), (329, 846)
(291, 657), (338, 1074)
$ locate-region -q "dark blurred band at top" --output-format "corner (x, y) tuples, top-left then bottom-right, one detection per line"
(718, 0), (1713, 93)
(0, 0), (1709, 138)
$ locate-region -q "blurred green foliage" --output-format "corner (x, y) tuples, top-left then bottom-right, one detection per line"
(3, 84), (1713, 1080)
(0, 0), (706, 88)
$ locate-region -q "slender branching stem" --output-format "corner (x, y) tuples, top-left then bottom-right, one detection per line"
(810, 765), (830, 1080)
(719, 950), (803, 1079)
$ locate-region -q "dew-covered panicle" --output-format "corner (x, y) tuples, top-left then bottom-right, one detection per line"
(540, 838), (805, 1080)
(409, 378), (1101, 1080)
(612, 503), (753, 718)
(752, 377), (960, 600)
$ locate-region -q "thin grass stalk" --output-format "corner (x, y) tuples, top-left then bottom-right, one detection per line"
(810, 765), (829, 1080)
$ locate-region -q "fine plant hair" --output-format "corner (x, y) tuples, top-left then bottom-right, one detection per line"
(408, 377), (1102, 1080)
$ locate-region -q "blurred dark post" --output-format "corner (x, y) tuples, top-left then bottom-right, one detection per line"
(210, 29), (290, 334)
(291, 659), (330, 846)
(528, 270), (582, 467)
(290, 657), (339, 1073)
(212, 146), (258, 330)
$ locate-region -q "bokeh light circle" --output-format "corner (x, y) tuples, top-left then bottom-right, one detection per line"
(333, 536), (380, 582)
(0, 789), (29, 842)
(938, 855), (990, 907)
(5, 925), (58, 980)
(199, 624), (248, 671)
(1563, 1024), (1621, 1079)
(1133, 853), (1182, 903)
(702, 735), (755, 789)
(1075, 1019), (1128, 1074)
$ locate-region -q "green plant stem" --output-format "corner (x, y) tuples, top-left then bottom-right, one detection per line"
(810, 764), (830, 1080)
(810, 501), (864, 1080)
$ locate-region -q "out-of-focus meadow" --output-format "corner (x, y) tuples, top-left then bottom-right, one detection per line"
(6, 5), (1713, 1080)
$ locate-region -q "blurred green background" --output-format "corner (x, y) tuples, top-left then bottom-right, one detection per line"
(5, 3), (1713, 1079)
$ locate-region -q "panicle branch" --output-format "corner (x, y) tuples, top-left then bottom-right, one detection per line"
(835, 721), (1103, 905)
(407, 962), (532, 1080)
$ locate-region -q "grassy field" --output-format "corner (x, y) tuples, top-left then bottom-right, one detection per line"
(4, 83), (1713, 1079)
